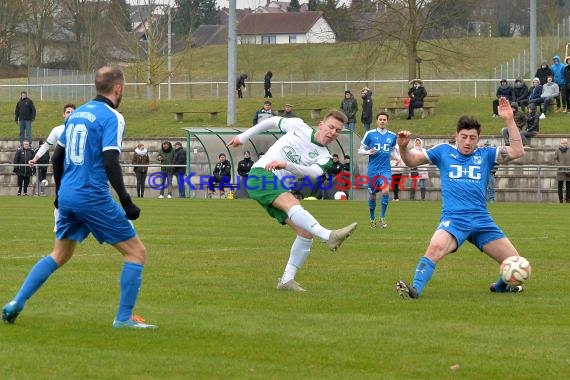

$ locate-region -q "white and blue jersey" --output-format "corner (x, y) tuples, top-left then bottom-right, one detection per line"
(58, 98), (125, 210)
(427, 143), (505, 250)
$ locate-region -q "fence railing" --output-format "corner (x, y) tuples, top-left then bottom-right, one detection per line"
(0, 78), (526, 102)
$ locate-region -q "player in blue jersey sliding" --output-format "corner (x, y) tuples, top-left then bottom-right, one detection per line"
(2, 67), (156, 328)
(395, 97), (529, 299)
(358, 111), (401, 228)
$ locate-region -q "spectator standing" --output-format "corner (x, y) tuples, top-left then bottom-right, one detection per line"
(236, 73), (248, 99)
(409, 138), (429, 201)
(563, 57), (570, 114)
(13, 139), (35, 196)
(551, 55), (566, 111)
(282, 104), (297, 118)
(534, 61), (552, 85)
(539, 75), (559, 119)
(361, 87), (373, 132)
(157, 141), (174, 198)
(264, 71), (273, 98)
(252, 100), (276, 126)
(492, 79), (513, 118)
(553, 138), (570, 203)
(15, 91), (36, 147)
(172, 142), (187, 198)
(512, 78), (529, 110)
(132, 143), (150, 198)
(340, 90), (358, 131)
(407, 79), (427, 120)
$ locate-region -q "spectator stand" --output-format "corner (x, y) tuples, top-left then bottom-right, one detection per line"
(182, 127), (356, 199)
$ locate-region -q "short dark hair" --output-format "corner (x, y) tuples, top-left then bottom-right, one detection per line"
(324, 109), (348, 124)
(63, 103), (76, 111)
(456, 115), (481, 135)
(95, 67), (124, 95)
(375, 111), (389, 120)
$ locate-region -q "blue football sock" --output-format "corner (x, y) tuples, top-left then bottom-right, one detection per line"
(412, 257), (436, 296)
(14, 256), (59, 306)
(380, 194), (389, 218)
(116, 262), (144, 322)
(368, 198), (376, 220)
(493, 276), (508, 292)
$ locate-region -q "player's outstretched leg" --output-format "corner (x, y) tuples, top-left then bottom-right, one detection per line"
(276, 235), (312, 292)
(396, 281), (419, 299)
(2, 255), (59, 324)
(489, 276), (524, 293)
(327, 222), (358, 251)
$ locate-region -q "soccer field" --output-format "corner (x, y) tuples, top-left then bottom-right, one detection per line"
(0, 197), (568, 379)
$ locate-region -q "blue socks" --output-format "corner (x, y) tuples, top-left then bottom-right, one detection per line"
(412, 257), (436, 296)
(14, 256), (59, 306)
(493, 276), (508, 292)
(368, 198), (376, 220)
(380, 194), (389, 218)
(116, 262), (144, 322)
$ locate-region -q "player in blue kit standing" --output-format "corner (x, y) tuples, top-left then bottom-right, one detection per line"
(358, 111), (401, 229)
(395, 97), (529, 299)
(2, 67), (156, 328)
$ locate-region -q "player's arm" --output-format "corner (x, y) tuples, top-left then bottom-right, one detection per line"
(357, 140), (376, 155)
(496, 96), (524, 164)
(396, 131), (429, 167)
(103, 149), (140, 220)
(227, 116), (282, 147)
(266, 160), (325, 179)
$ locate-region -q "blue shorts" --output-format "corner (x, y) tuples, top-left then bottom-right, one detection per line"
(367, 172), (391, 194)
(56, 199), (136, 244)
(437, 212), (505, 252)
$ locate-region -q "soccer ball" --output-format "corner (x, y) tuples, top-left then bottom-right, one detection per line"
(334, 191), (347, 200)
(41, 179), (49, 187)
(500, 256), (531, 286)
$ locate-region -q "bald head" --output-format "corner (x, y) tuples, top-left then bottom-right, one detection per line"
(95, 66), (124, 107)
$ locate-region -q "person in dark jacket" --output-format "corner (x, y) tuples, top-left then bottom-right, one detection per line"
(534, 61), (552, 85)
(157, 141), (174, 198)
(208, 153), (232, 197)
(172, 142), (187, 198)
(236, 74), (248, 99)
(512, 78), (529, 110)
(252, 100), (276, 126)
(15, 91), (36, 147)
(13, 139), (35, 196)
(263, 71), (273, 98)
(340, 90), (358, 131)
(492, 79), (513, 117)
(563, 57), (570, 114)
(361, 87), (373, 132)
(282, 103), (296, 118)
(407, 79), (427, 120)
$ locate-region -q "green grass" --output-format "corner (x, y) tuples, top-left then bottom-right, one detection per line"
(1, 95), (569, 140)
(0, 197), (568, 379)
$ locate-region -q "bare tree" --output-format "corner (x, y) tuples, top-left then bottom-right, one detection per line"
(0, 1), (24, 64)
(353, 0), (477, 80)
(20, 0), (58, 66)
